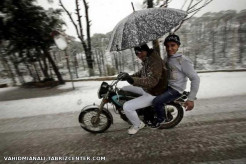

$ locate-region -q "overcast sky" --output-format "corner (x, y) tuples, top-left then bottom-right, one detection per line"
(37, 0), (246, 38)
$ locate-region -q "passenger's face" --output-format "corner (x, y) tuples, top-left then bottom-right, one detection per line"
(135, 50), (148, 61)
(165, 41), (179, 56)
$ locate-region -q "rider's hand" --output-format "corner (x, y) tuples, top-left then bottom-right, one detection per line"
(184, 100), (194, 111)
(120, 72), (134, 84)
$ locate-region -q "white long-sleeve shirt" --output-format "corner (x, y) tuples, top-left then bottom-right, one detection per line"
(167, 53), (200, 101)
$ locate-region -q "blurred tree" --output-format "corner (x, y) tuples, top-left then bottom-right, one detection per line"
(141, 0), (213, 57)
(218, 11), (236, 58)
(91, 33), (110, 75)
(66, 40), (84, 77)
(0, 41), (17, 85)
(235, 9), (246, 64)
(59, 0), (94, 76)
(0, 0), (65, 84)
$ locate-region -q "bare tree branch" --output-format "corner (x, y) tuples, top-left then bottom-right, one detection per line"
(172, 0), (213, 33)
(73, 0), (88, 58)
(59, 0), (94, 75)
(161, 0), (171, 8)
(181, 0), (188, 10)
(187, 0), (194, 11)
(188, 0), (203, 12)
(59, 0), (80, 37)
(184, 9), (200, 20)
(83, 0), (92, 52)
(75, 0), (84, 41)
(171, 20), (184, 34)
(188, 0), (213, 14)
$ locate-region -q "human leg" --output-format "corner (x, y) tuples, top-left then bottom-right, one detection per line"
(122, 87), (155, 134)
(121, 85), (145, 95)
(152, 87), (181, 124)
(123, 93), (155, 127)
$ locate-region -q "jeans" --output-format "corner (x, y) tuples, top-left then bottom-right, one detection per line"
(153, 87), (181, 122)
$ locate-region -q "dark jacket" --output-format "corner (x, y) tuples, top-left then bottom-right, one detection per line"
(131, 50), (168, 96)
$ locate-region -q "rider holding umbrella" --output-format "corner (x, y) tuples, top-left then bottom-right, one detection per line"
(120, 44), (167, 135)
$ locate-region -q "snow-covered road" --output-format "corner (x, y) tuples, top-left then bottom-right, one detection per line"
(0, 72), (246, 119)
(1, 72), (246, 163)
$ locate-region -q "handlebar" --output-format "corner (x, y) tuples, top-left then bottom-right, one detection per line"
(117, 72), (126, 80)
(109, 72), (126, 87)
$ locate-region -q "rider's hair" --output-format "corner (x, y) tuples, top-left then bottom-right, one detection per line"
(134, 44), (150, 52)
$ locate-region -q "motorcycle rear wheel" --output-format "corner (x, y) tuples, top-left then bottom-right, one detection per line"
(78, 108), (112, 133)
(159, 103), (184, 129)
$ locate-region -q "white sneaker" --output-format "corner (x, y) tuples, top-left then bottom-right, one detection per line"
(128, 121), (145, 135)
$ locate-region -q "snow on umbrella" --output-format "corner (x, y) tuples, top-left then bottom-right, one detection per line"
(107, 8), (187, 52)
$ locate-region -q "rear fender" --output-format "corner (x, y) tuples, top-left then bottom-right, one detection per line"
(80, 104), (114, 124)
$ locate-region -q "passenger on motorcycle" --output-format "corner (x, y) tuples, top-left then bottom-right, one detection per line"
(151, 34), (200, 128)
(120, 44), (168, 135)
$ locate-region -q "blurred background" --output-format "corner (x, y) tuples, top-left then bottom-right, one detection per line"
(0, 0), (246, 87)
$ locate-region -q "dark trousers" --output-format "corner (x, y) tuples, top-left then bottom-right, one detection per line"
(153, 87), (181, 122)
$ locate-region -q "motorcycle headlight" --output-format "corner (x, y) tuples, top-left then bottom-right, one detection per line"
(97, 82), (109, 99)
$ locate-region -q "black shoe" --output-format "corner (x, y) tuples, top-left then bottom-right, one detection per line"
(151, 120), (165, 128)
(144, 120), (153, 127)
(151, 122), (161, 128)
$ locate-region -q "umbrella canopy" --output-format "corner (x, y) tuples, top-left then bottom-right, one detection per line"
(107, 8), (187, 52)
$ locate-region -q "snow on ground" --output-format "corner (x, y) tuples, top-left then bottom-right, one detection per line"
(0, 72), (246, 119)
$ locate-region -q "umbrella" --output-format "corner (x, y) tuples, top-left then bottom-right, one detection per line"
(107, 8), (187, 52)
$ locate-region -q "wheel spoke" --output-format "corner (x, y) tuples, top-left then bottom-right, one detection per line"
(81, 110), (109, 132)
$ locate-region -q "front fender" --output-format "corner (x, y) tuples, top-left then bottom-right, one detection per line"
(80, 104), (114, 124)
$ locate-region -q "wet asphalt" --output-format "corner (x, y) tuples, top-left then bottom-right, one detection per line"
(0, 95), (246, 164)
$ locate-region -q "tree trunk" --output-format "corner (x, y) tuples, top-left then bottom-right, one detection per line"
(33, 62), (41, 82)
(53, 51), (58, 63)
(81, 54), (86, 70)
(38, 57), (49, 79)
(194, 50), (198, 69)
(43, 48), (65, 84)
(83, 0), (94, 76)
(121, 52), (125, 72)
(10, 53), (25, 84)
(13, 62), (25, 84)
(85, 50), (94, 76)
(211, 31), (216, 64)
(24, 61), (35, 81)
(1, 57), (17, 86)
(238, 21), (243, 63)
(222, 21), (228, 58)
(37, 49), (50, 79)
(113, 53), (119, 74)
(119, 53), (122, 72)
(147, 0), (153, 8)
(73, 53), (79, 78)
(100, 50), (106, 75)
(94, 49), (102, 76)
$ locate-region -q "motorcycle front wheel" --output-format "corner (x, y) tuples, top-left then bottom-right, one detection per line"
(78, 108), (112, 133)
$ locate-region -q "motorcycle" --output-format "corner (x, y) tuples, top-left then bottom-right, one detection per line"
(78, 73), (189, 133)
